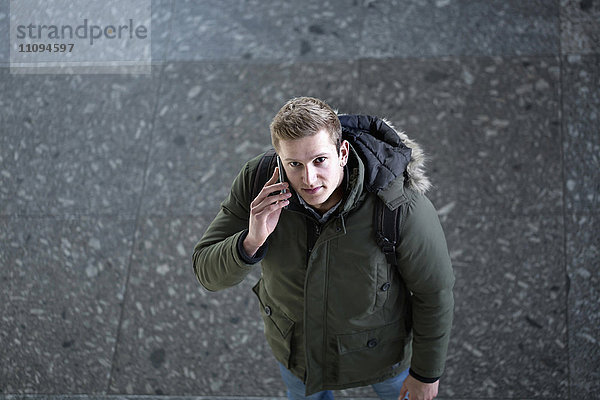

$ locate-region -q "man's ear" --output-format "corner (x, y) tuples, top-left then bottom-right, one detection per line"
(339, 140), (349, 167)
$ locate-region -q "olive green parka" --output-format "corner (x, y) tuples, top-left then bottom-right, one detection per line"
(193, 115), (454, 395)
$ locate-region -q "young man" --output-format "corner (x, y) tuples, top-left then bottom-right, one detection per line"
(193, 97), (454, 400)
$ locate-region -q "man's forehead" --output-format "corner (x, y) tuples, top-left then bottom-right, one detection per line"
(278, 131), (337, 160)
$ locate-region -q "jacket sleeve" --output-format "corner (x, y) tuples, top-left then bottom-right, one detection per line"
(396, 192), (455, 380)
(192, 157), (262, 292)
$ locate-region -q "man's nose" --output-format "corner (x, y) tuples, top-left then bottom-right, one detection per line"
(303, 166), (317, 186)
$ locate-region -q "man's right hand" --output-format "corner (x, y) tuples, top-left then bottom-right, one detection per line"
(243, 167), (291, 257)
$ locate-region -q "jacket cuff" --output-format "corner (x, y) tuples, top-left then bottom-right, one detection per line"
(409, 369), (439, 384)
(237, 229), (268, 264)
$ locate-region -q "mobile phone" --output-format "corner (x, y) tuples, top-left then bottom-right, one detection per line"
(276, 156), (287, 194)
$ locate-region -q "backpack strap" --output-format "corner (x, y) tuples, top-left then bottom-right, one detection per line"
(251, 148), (278, 201)
(375, 200), (407, 268)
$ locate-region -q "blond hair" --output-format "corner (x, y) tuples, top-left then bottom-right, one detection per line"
(270, 97), (342, 152)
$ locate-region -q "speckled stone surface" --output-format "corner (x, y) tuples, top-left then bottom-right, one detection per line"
(443, 213), (568, 398)
(107, 216), (284, 396)
(0, 397), (289, 400)
(357, 56), (562, 216)
(562, 54), (599, 213)
(1, 1), (599, 399)
(0, 70), (160, 217)
(0, 216), (136, 393)
(359, 0), (560, 58)
(139, 62), (274, 217)
(140, 61), (357, 217)
(151, 0), (173, 63)
(0, 397), (382, 400)
(0, 0), (7, 66)
(0, 394), (290, 400)
(561, 0), (600, 54)
(0, 68), (63, 216)
(165, 0), (561, 61)
(167, 0), (362, 61)
(566, 213), (600, 399)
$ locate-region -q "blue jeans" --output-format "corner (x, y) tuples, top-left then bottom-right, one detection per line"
(278, 363), (410, 400)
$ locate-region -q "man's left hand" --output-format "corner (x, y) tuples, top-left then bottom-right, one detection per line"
(398, 375), (439, 400)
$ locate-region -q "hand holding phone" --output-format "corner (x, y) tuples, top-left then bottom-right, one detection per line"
(244, 159), (291, 256)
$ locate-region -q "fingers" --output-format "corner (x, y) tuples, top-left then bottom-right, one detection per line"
(252, 167), (289, 206)
(264, 166), (285, 189)
(266, 166), (280, 185)
(399, 384), (408, 400)
(261, 196), (290, 214)
(252, 191), (291, 215)
(266, 167), (287, 192)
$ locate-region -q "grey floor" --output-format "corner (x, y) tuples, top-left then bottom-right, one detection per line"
(1, 1), (599, 399)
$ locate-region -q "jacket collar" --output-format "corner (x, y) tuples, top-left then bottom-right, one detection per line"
(339, 144), (366, 214)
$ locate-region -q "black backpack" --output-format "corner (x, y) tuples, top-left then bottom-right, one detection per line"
(250, 115), (411, 268)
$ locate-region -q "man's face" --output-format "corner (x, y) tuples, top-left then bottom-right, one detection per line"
(277, 129), (349, 213)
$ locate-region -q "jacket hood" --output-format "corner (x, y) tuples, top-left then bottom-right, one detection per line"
(339, 115), (431, 208)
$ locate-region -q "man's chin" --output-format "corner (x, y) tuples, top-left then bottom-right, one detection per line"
(299, 194), (325, 208)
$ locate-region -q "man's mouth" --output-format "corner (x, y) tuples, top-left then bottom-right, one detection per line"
(302, 186), (322, 195)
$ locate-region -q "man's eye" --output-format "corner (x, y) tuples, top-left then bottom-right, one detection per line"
(314, 157), (326, 164)
(289, 162), (300, 168)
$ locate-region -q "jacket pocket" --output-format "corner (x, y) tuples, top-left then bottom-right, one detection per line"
(252, 279), (294, 368)
(333, 320), (407, 383)
(371, 262), (391, 312)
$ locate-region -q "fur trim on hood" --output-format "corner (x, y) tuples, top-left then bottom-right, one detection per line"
(338, 115), (431, 199)
(381, 118), (432, 195)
